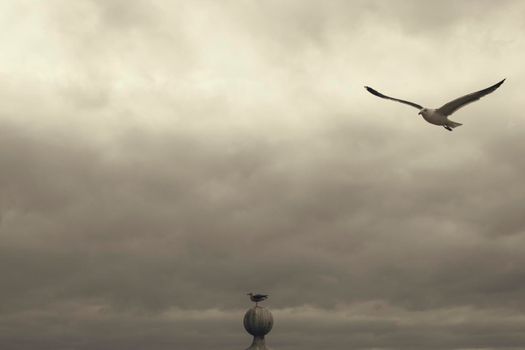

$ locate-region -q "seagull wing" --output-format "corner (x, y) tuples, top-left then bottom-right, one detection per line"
(365, 86), (423, 110)
(436, 79), (505, 116)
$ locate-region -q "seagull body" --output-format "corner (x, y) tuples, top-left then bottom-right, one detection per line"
(247, 293), (268, 306)
(365, 79), (505, 131)
(419, 108), (463, 130)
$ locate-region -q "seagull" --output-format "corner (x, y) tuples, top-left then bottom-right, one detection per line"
(365, 79), (505, 131)
(247, 293), (268, 306)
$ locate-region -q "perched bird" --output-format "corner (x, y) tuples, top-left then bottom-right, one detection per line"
(247, 293), (268, 306)
(365, 79), (505, 131)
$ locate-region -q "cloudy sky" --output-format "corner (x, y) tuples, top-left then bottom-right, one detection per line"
(1, 1), (525, 349)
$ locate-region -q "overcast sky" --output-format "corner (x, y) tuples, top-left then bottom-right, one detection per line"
(1, 1), (525, 349)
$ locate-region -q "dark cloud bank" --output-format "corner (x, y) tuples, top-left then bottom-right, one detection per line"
(1, 1), (525, 349)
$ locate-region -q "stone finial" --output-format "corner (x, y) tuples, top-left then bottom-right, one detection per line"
(243, 306), (274, 350)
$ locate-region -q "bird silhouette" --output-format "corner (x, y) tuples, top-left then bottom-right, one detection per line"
(365, 79), (505, 131)
(247, 293), (268, 306)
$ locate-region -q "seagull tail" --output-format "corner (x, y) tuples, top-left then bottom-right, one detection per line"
(447, 121), (463, 129)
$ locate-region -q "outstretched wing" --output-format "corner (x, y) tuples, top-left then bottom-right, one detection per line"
(365, 86), (423, 110)
(436, 79), (505, 116)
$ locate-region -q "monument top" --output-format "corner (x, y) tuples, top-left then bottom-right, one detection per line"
(243, 305), (274, 350)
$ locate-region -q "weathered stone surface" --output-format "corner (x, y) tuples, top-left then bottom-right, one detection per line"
(244, 306), (273, 336)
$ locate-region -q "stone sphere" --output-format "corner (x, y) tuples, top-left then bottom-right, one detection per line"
(243, 306), (273, 336)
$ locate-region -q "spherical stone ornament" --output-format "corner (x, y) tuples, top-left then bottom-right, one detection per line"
(243, 306), (273, 336)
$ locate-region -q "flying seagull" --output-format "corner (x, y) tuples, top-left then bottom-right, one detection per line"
(365, 79), (505, 131)
(247, 293), (268, 306)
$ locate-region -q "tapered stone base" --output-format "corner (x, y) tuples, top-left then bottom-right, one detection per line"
(245, 336), (271, 350)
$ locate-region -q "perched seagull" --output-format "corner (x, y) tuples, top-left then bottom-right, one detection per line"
(365, 79), (505, 131)
(247, 293), (268, 306)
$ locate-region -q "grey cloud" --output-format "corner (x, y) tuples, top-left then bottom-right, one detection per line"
(2, 1), (525, 350)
